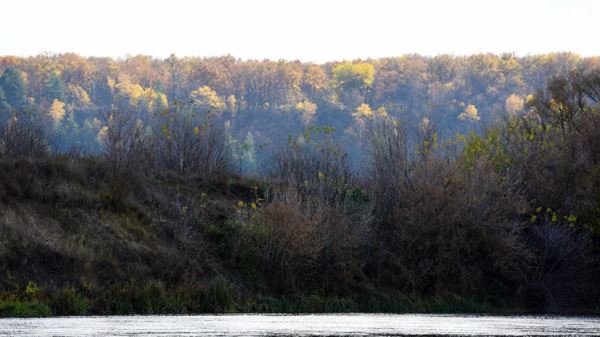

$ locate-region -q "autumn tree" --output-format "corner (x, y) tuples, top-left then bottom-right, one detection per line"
(332, 62), (375, 108)
(505, 93), (525, 116)
(458, 104), (480, 121)
(189, 85), (226, 117)
(48, 99), (66, 127)
(295, 99), (317, 126)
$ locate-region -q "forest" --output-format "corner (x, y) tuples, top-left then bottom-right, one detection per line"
(0, 52), (599, 316)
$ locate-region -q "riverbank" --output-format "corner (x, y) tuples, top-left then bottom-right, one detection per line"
(4, 278), (600, 317)
(0, 289), (512, 317)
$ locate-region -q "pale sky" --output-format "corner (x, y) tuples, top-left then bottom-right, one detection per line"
(1, 0), (598, 62)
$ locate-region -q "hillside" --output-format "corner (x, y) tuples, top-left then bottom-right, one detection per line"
(0, 157), (506, 315)
(1, 54), (600, 316)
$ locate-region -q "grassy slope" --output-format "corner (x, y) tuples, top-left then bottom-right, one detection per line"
(0, 157), (521, 317)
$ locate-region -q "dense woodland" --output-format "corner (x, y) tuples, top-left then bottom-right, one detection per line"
(0, 53), (600, 316)
(1, 52), (598, 168)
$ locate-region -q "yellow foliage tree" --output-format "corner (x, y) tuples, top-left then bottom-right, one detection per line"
(332, 62), (375, 93)
(505, 93), (524, 116)
(48, 99), (66, 126)
(295, 100), (318, 126)
(227, 95), (237, 117)
(458, 104), (480, 121)
(352, 103), (373, 118)
(190, 85), (226, 116)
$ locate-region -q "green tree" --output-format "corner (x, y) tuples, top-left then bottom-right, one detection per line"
(0, 88), (9, 113)
(332, 62), (375, 108)
(44, 69), (66, 102)
(241, 132), (257, 175)
(0, 67), (28, 111)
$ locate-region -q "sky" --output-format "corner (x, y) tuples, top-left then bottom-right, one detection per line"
(0, 0), (598, 62)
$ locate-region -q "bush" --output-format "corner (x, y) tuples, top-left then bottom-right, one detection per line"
(104, 281), (184, 315)
(152, 105), (234, 181)
(367, 116), (531, 296)
(0, 301), (51, 317)
(0, 114), (48, 159)
(201, 277), (236, 313)
(50, 287), (88, 316)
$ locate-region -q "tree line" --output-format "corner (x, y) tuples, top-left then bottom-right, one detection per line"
(1, 52), (598, 171)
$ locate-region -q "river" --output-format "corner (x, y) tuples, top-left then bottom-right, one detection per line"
(0, 314), (599, 336)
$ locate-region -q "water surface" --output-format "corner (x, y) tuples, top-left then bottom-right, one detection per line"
(1, 314), (599, 336)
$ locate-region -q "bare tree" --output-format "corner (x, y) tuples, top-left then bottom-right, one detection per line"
(271, 127), (352, 204)
(366, 114), (409, 223)
(103, 109), (148, 178)
(0, 114), (48, 159)
(152, 105), (234, 181)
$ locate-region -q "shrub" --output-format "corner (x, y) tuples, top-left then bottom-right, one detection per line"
(0, 114), (48, 159)
(50, 287), (88, 316)
(105, 281), (184, 315)
(0, 301), (51, 317)
(201, 277), (236, 313)
(366, 116), (531, 296)
(152, 105), (234, 181)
